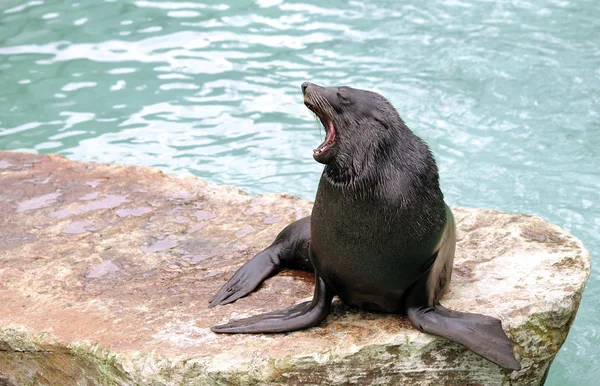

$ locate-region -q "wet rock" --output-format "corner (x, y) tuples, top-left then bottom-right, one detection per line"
(16, 192), (61, 213)
(188, 222), (208, 233)
(115, 207), (153, 218)
(87, 260), (120, 278)
(62, 220), (96, 235)
(235, 227), (255, 238)
(0, 151), (591, 385)
(263, 217), (280, 224)
(0, 160), (15, 169)
(85, 179), (104, 188)
(79, 192), (100, 201)
(52, 194), (128, 219)
(193, 210), (216, 221)
(191, 254), (213, 263)
(140, 237), (180, 254)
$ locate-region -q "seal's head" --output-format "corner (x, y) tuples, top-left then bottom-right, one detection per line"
(301, 82), (406, 167)
(302, 82), (435, 189)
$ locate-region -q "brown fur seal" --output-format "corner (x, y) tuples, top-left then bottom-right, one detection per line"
(209, 82), (520, 371)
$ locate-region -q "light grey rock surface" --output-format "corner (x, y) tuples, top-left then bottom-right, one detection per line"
(0, 151), (591, 385)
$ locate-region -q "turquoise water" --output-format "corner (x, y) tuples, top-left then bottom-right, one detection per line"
(0, 0), (598, 382)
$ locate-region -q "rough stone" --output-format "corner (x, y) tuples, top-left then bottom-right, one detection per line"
(0, 151), (591, 385)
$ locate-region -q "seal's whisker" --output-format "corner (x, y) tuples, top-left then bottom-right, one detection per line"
(311, 112), (323, 132)
(311, 96), (324, 113)
(310, 94), (323, 111)
(315, 94), (332, 115)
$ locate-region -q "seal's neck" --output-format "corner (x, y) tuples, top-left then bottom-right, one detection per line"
(322, 125), (440, 204)
(324, 125), (414, 180)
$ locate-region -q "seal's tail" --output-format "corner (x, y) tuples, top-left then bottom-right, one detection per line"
(407, 304), (521, 371)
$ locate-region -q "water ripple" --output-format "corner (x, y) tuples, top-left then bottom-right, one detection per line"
(0, 1), (599, 383)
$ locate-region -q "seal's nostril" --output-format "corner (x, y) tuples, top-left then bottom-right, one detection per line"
(301, 82), (311, 94)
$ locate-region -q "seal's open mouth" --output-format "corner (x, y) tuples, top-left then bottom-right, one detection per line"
(304, 99), (336, 157)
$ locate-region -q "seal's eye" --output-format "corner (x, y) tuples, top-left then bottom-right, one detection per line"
(337, 92), (351, 105)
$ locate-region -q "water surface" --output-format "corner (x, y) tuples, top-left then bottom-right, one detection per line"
(1, 1), (598, 383)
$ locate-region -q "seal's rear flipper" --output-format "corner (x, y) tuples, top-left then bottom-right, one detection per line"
(211, 275), (333, 333)
(209, 217), (312, 308)
(407, 305), (521, 371)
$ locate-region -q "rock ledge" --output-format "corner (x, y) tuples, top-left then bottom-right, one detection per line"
(0, 152), (591, 385)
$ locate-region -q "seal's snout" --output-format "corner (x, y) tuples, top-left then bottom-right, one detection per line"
(301, 82), (312, 95)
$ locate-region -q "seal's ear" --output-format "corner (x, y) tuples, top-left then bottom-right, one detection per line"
(337, 92), (351, 105)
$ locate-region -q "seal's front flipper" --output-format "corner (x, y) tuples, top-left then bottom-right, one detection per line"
(209, 217), (312, 308)
(208, 246), (281, 307)
(407, 305), (521, 371)
(211, 275), (333, 333)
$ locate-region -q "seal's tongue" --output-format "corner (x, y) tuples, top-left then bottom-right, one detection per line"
(314, 118), (335, 155)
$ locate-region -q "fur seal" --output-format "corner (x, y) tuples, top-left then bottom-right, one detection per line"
(209, 82), (520, 370)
